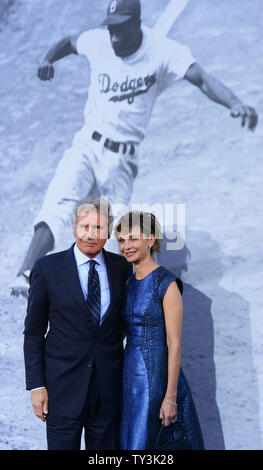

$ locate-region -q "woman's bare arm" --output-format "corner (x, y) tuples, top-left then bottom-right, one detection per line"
(159, 281), (183, 426)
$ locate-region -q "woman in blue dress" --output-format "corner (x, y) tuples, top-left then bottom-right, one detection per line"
(115, 211), (204, 450)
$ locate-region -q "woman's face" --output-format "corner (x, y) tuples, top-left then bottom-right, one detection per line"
(108, 18), (142, 58)
(117, 225), (154, 263)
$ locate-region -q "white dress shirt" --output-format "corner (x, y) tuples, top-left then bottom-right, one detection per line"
(31, 245), (110, 391)
(73, 243), (110, 323)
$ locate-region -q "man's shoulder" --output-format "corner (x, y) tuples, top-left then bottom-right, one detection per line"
(77, 28), (108, 55)
(103, 249), (130, 268)
(103, 249), (125, 262)
(141, 24), (190, 63)
(78, 27), (108, 40)
(35, 247), (72, 269)
(144, 24), (188, 52)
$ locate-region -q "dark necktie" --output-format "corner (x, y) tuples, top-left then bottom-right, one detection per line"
(87, 260), (101, 326)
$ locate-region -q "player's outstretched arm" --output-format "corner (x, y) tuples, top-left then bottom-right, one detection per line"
(37, 34), (79, 81)
(184, 62), (258, 131)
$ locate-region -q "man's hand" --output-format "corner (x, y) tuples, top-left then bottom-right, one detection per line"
(185, 63), (258, 131)
(37, 61), (55, 81)
(230, 102), (258, 131)
(36, 35), (79, 81)
(31, 388), (48, 422)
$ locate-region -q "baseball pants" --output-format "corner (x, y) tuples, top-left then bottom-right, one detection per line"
(33, 125), (139, 247)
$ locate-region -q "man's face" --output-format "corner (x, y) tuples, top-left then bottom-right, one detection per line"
(108, 17), (142, 58)
(73, 210), (108, 258)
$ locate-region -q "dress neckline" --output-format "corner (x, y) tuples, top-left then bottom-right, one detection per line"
(134, 265), (161, 281)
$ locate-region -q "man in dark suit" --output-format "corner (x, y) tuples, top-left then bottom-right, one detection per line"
(23, 197), (132, 450)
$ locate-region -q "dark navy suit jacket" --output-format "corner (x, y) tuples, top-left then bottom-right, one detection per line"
(23, 244), (132, 419)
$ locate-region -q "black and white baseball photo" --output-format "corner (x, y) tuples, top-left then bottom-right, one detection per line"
(0, 0), (262, 451)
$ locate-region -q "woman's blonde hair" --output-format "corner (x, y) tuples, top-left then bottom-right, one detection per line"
(115, 210), (163, 255)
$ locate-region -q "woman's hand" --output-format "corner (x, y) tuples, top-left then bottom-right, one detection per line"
(159, 398), (177, 426)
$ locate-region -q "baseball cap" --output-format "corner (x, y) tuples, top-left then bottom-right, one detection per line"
(101, 0), (141, 26)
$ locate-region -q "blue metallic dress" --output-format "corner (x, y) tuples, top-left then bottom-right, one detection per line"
(119, 266), (204, 450)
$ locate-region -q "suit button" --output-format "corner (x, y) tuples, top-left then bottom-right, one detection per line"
(87, 362), (92, 368)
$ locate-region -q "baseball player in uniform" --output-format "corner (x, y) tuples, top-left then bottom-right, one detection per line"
(10, 0), (257, 297)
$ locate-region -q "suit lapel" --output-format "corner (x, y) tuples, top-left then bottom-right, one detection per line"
(60, 244), (90, 314)
(101, 248), (120, 325)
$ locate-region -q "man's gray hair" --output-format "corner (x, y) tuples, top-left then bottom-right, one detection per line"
(72, 197), (114, 235)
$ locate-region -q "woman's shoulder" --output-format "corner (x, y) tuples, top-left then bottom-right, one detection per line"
(154, 266), (183, 296)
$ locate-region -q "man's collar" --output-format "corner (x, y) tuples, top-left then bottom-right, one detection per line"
(73, 243), (105, 267)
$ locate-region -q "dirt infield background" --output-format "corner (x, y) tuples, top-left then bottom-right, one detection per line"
(0, 0), (262, 449)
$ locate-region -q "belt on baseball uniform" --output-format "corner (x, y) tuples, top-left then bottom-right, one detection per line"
(92, 131), (136, 155)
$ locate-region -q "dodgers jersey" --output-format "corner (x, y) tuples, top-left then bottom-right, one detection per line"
(76, 25), (195, 142)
